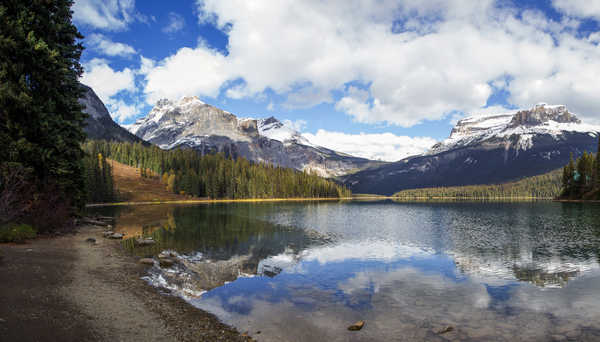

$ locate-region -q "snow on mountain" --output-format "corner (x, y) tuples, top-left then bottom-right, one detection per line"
(342, 103), (600, 195)
(256, 117), (317, 147)
(428, 103), (600, 155)
(121, 97), (383, 177)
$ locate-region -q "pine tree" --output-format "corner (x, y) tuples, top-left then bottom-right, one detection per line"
(1, 0), (86, 210)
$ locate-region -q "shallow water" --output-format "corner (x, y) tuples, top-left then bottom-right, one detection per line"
(90, 201), (600, 341)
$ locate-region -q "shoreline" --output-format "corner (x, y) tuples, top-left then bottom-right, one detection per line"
(86, 196), (355, 207)
(85, 196), (577, 208)
(0, 225), (253, 341)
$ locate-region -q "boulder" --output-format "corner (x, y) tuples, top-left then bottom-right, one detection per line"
(102, 231), (114, 238)
(85, 237), (96, 243)
(139, 258), (155, 265)
(348, 320), (365, 331)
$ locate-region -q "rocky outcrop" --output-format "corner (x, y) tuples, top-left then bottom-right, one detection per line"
(508, 104), (579, 127)
(342, 104), (600, 195)
(79, 84), (145, 143)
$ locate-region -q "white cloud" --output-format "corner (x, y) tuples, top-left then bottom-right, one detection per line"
(302, 129), (436, 161)
(80, 59), (135, 101)
(163, 12), (185, 34)
(73, 0), (137, 31)
(80, 59), (138, 122)
(282, 119), (307, 132)
(139, 1), (600, 125)
(105, 99), (145, 122)
(143, 46), (231, 104)
(552, 0), (600, 21)
(283, 86), (332, 109)
(86, 33), (136, 57)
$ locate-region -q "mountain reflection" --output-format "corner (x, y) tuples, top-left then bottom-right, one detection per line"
(91, 201), (600, 292)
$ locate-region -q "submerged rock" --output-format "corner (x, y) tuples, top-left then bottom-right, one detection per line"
(135, 238), (155, 246)
(139, 258), (155, 265)
(158, 250), (178, 259)
(159, 258), (175, 268)
(109, 233), (123, 239)
(85, 238), (96, 243)
(348, 320), (365, 331)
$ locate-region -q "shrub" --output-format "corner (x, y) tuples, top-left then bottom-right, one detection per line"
(0, 224), (37, 243)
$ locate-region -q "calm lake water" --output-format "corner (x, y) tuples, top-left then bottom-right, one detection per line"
(89, 201), (600, 341)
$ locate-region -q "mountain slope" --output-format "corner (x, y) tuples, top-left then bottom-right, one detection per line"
(125, 97), (383, 177)
(80, 84), (144, 143)
(342, 104), (600, 195)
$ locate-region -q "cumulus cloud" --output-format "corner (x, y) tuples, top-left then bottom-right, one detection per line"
(86, 33), (136, 57)
(282, 119), (307, 132)
(302, 130), (437, 161)
(105, 99), (145, 122)
(73, 0), (137, 31)
(552, 0), (600, 21)
(162, 12), (185, 34)
(142, 45), (231, 104)
(137, 1), (600, 125)
(80, 59), (138, 121)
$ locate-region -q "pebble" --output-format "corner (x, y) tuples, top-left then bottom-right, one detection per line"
(436, 326), (454, 334)
(348, 320), (365, 331)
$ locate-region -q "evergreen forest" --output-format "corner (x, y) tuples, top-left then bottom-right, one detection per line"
(559, 137), (600, 200)
(393, 168), (562, 199)
(83, 140), (351, 201)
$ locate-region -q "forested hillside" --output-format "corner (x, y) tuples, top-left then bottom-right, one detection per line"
(559, 137), (600, 200)
(393, 168), (562, 199)
(83, 141), (351, 201)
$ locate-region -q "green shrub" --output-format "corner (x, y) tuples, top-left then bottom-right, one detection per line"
(0, 224), (37, 243)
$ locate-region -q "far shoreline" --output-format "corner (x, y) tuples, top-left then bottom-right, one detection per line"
(83, 196), (590, 208)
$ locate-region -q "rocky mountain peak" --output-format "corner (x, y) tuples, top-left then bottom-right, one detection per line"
(261, 116), (281, 126)
(508, 103), (580, 128)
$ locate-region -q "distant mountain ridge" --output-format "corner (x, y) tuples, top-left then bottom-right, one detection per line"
(342, 104), (600, 195)
(123, 97), (384, 177)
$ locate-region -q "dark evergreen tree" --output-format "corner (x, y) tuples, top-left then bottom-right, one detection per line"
(0, 0), (86, 212)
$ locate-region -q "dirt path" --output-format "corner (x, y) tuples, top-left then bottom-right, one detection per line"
(0, 226), (252, 342)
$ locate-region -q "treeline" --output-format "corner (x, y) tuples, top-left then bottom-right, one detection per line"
(1, 1), (86, 233)
(82, 143), (116, 203)
(560, 137), (600, 200)
(394, 169), (562, 199)
(83, 140), (351, 200)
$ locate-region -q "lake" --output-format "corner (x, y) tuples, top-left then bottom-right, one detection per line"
(89, 201), (600, 341)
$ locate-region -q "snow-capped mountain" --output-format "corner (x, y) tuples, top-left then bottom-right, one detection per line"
(256, 117), (316, 147)
(342, 104), (600, 195)
(124, 97), (383, 177)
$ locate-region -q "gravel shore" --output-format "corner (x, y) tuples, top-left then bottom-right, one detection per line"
(0, 225), (253, 342)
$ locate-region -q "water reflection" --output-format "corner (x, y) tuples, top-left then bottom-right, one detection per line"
(88, 201), (600, 341)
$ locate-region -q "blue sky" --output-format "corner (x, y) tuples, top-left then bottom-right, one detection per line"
(73, 0), (600, 161)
